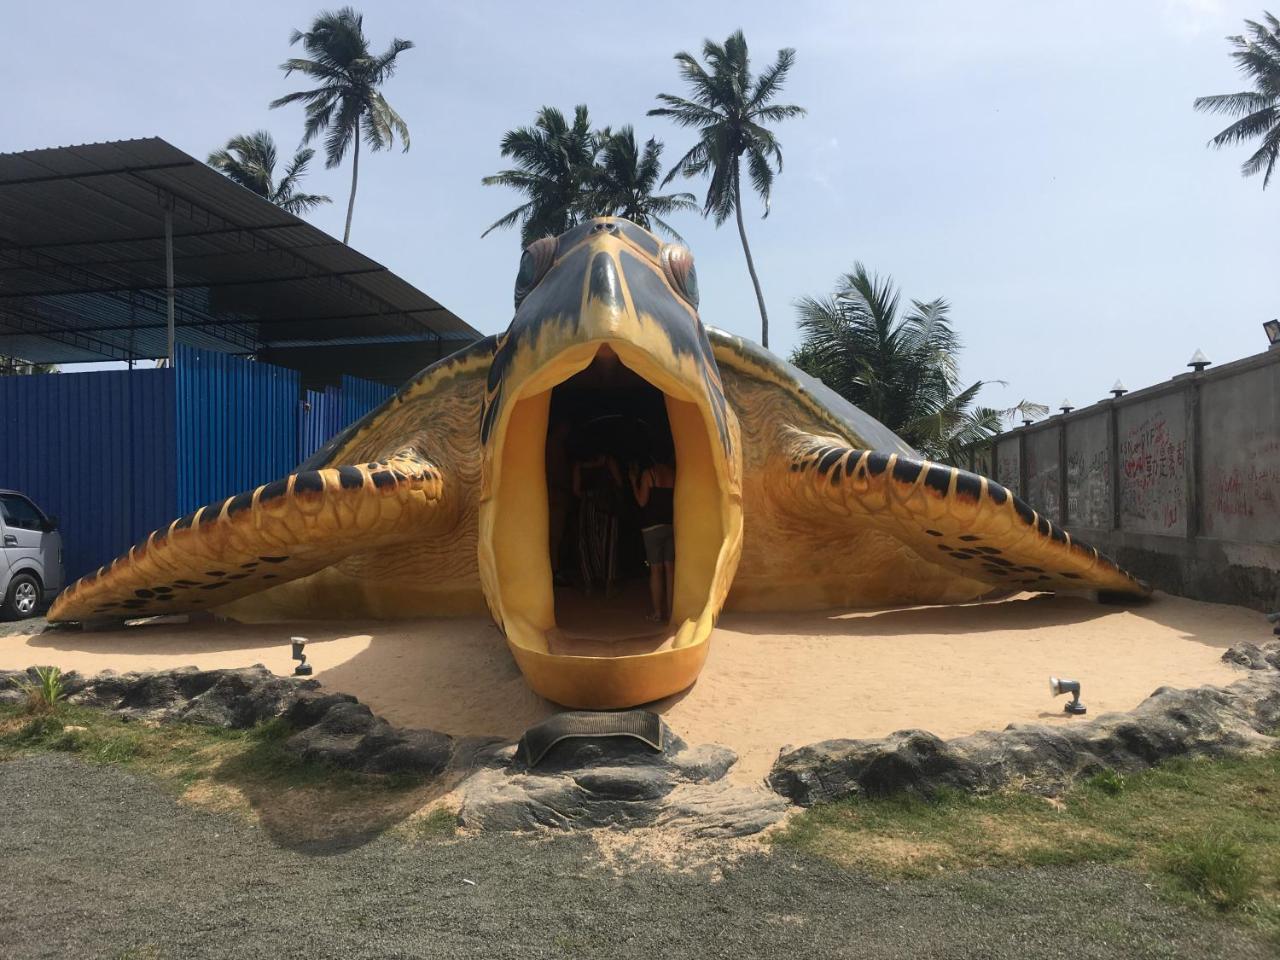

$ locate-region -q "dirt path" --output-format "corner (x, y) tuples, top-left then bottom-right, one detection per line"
(0, 753), (1270, 960)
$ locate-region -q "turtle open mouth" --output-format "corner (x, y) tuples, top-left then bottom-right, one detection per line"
(479, 340), (739, 708)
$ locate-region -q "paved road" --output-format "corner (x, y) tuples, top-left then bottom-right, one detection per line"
(0, 753), (1270, 960)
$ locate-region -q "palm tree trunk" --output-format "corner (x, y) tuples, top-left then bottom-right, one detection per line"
(733, 165), (770, 348)
(343, 129), (360, 244)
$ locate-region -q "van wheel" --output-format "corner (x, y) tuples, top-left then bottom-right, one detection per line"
(2, 573), (41, 620)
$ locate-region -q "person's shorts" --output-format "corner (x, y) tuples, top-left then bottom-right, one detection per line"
(641, 524), (675, 565)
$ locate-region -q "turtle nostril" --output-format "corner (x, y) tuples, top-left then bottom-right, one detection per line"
(591, 222), (619, 235)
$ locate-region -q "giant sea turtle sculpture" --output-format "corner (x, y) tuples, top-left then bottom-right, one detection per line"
(49, 217), (1149, 708)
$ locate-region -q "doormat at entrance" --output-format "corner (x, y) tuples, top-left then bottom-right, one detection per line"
(520, 710), (664, 767)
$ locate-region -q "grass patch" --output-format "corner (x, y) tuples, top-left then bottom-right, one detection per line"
(403, 806), (459, 841)
(775, 751), (1280, 935)
(0, 703), (449, 847)
(1162, 835), (1257, 911)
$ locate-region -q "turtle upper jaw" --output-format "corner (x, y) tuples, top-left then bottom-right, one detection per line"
(476, 225), (743, 709)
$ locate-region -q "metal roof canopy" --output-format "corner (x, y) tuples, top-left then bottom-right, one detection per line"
(0, 138), (479, 384)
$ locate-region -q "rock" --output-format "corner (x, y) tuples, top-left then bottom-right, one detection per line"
(771, 659), (1280, 807)
(361, 729), (454, 777)
(1222, 643), (1271, 670)
(669, 743), (738, 783)
(283, 691), (359, 727)
(283, 700), (453, 777)
(460, 721), (782, 837)
(657, 781), (790, 839)
(572, 766), (675, 802)
(178, 668), (317, 729)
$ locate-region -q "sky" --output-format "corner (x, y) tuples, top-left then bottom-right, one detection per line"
(3, 0), (1275, 413)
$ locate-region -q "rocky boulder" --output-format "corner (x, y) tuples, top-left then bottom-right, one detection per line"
(770, 641), (1280, 806)
(460, 726), (785, 837)
(282, 697), (454, 777)
(0, 664), (317, 728)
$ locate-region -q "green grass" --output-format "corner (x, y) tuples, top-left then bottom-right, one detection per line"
(775, 750), (1280, 936)
(403, 806), (459, 841)
(1163, 835), (1257, 911)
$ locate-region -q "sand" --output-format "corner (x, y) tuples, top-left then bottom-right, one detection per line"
(1, 592), (1261, 783)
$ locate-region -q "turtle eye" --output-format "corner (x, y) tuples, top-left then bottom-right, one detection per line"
(514, 236), (558, 309)
(661, 245), (699, 309)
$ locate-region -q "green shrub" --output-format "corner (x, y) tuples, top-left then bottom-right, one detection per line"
(14, 713), (64, 743)
(12, 666), (65, 715)
(1162, 835), (1257, 911)
(1085, 768), (1126, 796)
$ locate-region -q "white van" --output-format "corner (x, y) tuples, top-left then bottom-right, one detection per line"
(0, 490), (64, 620)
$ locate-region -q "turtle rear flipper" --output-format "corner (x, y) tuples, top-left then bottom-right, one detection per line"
(48, 450), (446, 623)
(778, 430), (1150, 600)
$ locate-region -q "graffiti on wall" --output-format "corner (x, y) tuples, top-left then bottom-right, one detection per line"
(1118, 409), (1186, 534)
(1067, 444), (1111, 529)
(995, 443), (1020, 496)
(1204, 436), (1280, 539)
(1025, 433), (1060, 522)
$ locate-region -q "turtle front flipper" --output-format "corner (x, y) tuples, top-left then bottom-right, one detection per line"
(48, 449), (446, 623)
(775, 429), (1150, 601)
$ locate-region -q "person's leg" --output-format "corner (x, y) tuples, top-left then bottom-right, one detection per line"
(578, 501), (594, 593)
(549, 492), (568, 581)
(642, 526), (664, 620)
(662, 560), (674, 621)
(648, 563), (664, 620)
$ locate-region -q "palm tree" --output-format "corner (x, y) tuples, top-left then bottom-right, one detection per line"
(1194, 13), (1280, 187)
(591, 127), (697, 240)
(207, 131), (330, 215)
(270, 7), (413, 243)
(790, 264), (1046, 462)
(649, 30), (805, 348)
(481, 105), (600, 246)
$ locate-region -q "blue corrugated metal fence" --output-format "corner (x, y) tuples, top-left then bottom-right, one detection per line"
(1, 349), (395, 581)
(175, 346), (301, 514)
(0, 368), (177, 583)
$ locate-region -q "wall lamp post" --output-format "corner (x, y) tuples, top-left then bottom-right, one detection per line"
(1187, 349), (1211, 373)
(1110, 380), (1127, 399)
(1050, 677), (1087, 715)
(1265, 319), (1280, 349)
(1059, 399), (1074, 415)
(291, 636), (312, 676)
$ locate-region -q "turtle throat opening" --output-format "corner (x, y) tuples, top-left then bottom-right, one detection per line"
(490, 343), (726, 659)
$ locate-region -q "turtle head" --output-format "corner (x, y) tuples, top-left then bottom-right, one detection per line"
(481, 217), (729, 451)
(477, 217), (743, 708)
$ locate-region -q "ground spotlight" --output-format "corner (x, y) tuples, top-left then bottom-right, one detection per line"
(1050, 676), (1087, 715)
(291, 636), (312, 676)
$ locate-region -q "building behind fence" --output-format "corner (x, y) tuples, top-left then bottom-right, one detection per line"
(0, 346), (395, 581)
(964, 346), (1280, 611)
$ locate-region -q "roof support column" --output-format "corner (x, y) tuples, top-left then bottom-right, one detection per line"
(163, 202), (175, 365)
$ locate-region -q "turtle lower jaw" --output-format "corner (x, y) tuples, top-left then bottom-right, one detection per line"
(477, 340), (743, 709)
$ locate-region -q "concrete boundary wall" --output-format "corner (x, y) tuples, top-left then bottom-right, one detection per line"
(964, 347), (1280, 611)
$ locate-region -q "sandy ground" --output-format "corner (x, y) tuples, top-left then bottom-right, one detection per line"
(1, 591), (1261, 782)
